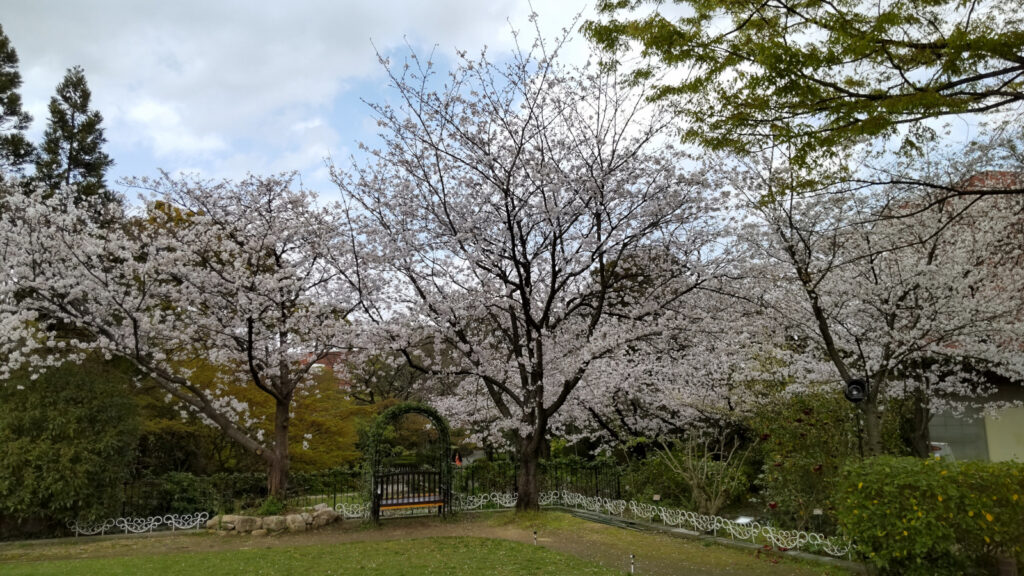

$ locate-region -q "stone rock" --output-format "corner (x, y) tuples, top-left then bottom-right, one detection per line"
(251, 529), (268, 537)
(313, 503), (330, 511)
(233, 516), (261, 533)
(300, 512), (313, 525)
(312, 508), (339, 528)
(206, 515), (236, 530)
(286, 514), (307, 532)
(263, 515), (287, 531)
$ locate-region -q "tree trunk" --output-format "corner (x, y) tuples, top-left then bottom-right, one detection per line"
(266, 397), (291, 498)
(908, 387), (931, 458)
(516, 435), (543, 511)
(862, 397), (884, 457)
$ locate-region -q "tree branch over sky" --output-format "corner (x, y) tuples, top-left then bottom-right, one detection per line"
(584, 0), (1024, 165)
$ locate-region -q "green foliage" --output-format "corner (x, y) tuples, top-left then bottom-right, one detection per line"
(751, 392), (859, 531)
(256, 496), (286, 516)
(449, 457), (519, 499)
(140, 471), (223, 515)
(584, 0), (1024, 166)
(652, 435), (753, 516)
(836, 456), (1024, 575)
(33, 65), (114, 202)
(132, 360), (371, 477)
(0, 356), (140, 522)
(288, 368), (377, 471)
(0, 23), (33, 176)
(126, 471), (268, 517)
(622, 450), (693, 507)
(133, 378), (262, 476)
(366, 401), (453, 468)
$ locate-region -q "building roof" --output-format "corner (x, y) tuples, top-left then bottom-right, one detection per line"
(960, 170), (1024, 192)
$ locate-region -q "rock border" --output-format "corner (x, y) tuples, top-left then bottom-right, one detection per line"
(205, 504), (340, 535)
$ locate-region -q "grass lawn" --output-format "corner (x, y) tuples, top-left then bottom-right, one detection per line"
(0, 537), (617, 576)
(0, 511), (858, 576)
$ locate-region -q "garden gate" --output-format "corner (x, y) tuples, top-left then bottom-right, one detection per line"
(366, 402), (453, 522)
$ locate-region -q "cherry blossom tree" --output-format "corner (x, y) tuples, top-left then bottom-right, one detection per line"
(0, 174), (359, 496)
(560, 289), (770, 444)
(724, 150), (1024, 456)
(334, 32), (727, 509)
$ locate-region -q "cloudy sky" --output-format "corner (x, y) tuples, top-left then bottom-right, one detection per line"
(2, 1), (595, 197)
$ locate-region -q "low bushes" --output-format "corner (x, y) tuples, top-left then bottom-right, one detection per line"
(752, 392), (859, 532)
(835, 456), (1024, 575)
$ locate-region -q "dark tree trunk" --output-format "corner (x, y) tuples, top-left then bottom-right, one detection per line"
(908, 387), (931, 458)
(516, 435), (543, 511)
(266, 397), (291, 498)
(862, 396), (883, 457)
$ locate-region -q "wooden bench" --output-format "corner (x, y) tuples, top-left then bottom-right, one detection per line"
(379, 493), (446, 511)
(374, 470), (448, 516)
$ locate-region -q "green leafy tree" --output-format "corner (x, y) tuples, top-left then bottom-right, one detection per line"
(34, 65), (114, 201)
(584, 0), (1024, 165)
(0, 23), (33, 177)
(0, 356), (140, 528)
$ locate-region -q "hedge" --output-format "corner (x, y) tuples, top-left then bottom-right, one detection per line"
(836, 456), (1024, 575)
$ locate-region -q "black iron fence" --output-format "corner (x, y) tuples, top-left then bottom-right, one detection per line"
(120, 460), (620, 517)
(450, 460), (621, 499)
(541, 461), (621, 499)
(286, 467), (366, 510)
(121, 467), (364, 517)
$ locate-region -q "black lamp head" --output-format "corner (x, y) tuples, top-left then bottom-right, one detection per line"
(844, 378), (868, 403)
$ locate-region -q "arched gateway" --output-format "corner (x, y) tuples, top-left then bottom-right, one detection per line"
(366, 402), (453, 522)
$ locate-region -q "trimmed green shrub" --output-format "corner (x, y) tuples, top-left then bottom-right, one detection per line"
(256, 496), (286, 516)
(0, 357), (140, 529)
(836, 456), (1024, 575)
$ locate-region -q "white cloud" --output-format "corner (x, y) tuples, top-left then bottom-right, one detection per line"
(126, 99), (226, 157)
(2, 0), (595, 190)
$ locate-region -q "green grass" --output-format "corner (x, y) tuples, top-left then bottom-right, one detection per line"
(0, 537), (619, 576)
(486, 511), (856, 576)
(0, 511), (857, 576)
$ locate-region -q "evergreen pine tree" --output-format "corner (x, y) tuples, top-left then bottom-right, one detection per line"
(34, 65), (114, 201)
(0, 23), (33, 178)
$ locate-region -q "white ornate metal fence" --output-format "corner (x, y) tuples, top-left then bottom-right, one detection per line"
(432, 491), (854, 558)
(66, 512), (210, 536)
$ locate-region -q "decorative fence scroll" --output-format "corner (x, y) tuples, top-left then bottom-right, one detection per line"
(334, 502), (371, 519)
(67, 512), (210, 537)
(449, 490), (854, 558)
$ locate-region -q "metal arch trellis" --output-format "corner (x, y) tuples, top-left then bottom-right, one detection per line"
(366, 402), (453, 522)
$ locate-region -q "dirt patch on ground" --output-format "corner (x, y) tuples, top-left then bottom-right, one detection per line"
(0, 511), (851, 576)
